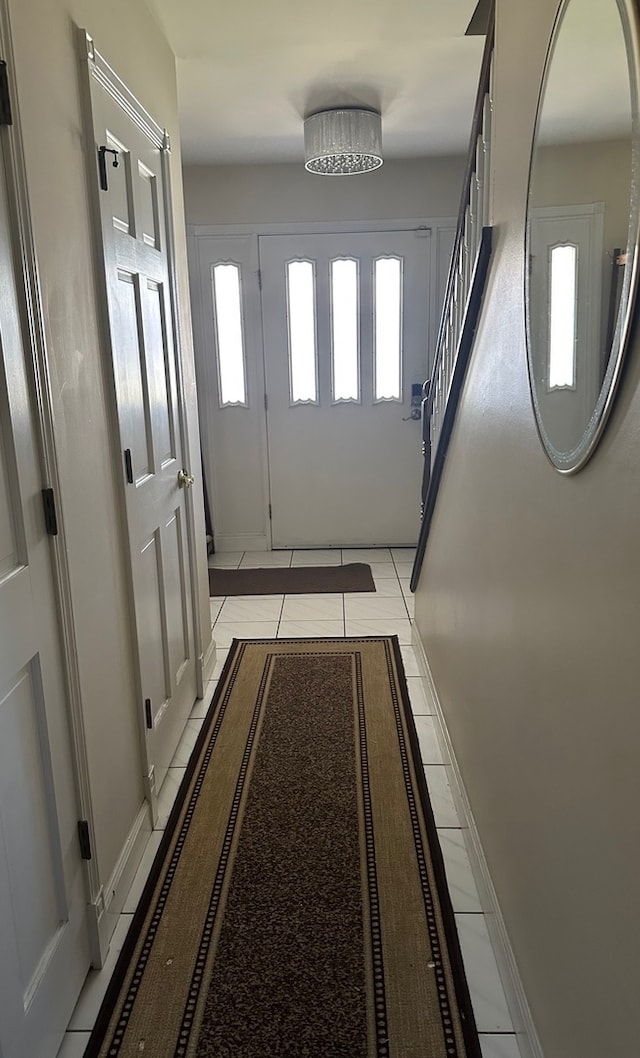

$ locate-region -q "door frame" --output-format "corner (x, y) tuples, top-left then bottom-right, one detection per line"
(77, 30), (206, 810)
(188, 217), (455, 551)
(0, 3), (100, 957)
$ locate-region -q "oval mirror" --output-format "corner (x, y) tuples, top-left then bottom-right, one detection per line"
(526, 0), (640, 472)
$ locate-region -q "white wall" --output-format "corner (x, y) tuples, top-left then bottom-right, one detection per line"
(183, 157), (466, 226)
(414, 2), (640, 1056)
(7, 0), (210, 899)
(532, 138), (631, 254)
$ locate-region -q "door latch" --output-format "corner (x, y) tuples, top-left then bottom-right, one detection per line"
(403, 382), (424, 421)
(178, 469), (195, 488)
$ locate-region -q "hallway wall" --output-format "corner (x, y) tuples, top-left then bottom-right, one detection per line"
(414, 2), (640, 1056)
(183, 156), (465, 226)
(7, 0), (210, 900)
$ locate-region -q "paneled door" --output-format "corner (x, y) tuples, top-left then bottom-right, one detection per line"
(0, 134), (90, 1055)
(87, 65), (197, 800)
(260, 231), (430, 547)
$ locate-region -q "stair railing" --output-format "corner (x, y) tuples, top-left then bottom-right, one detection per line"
(410, 6), (495, 592)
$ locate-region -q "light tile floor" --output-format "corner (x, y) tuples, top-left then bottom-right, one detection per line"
(58, 546), (522, 1058)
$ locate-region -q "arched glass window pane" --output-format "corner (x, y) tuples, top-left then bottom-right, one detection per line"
(548, 244), (577, 389)
(331, 259), (359, 401)
(212, 263), (247, 406)
(374, 257), (402, 400)
(287, 260), (318, 403)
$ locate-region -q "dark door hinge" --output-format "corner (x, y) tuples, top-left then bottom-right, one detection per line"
(144, 698), (153, 729)
(77, 820), (92, 860)
(268, 503), (272, 519)
(0, 61), (13, 126)
(264, 392), (268, 411)
(124, 448), (134, 484)
(97, 145), (119, 191)
(41, 488), (58, 536)
(257, 268), (262, 291)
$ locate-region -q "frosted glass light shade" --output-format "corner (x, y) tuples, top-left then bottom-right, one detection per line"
(304, 109), (383, 176)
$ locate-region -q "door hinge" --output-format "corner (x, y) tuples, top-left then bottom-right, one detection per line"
(41, 488), (58, 536)
(77, 820), (92, 860)
(0, 61), (12, 126)
(268, 503), (272, 520)
(264, 392), (268, 411)
(124, 448), (134, 484)
(144, 698), (153, 729)
(257, 268), (262, 291)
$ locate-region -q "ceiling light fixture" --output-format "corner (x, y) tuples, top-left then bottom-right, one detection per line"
(304, 108), (383, 176)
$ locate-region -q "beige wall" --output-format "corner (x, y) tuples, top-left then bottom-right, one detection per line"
(532, 138), (631, 253)
(183, 156), (465, 226)
(414, 2), (640, 1057)
(7, 0), (210, 893)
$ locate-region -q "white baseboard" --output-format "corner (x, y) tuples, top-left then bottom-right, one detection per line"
(86, 800), (152, 967)
(411, 628), (545, 1058)
(214, 533), (267, 552)
(202, 634), (217, 685)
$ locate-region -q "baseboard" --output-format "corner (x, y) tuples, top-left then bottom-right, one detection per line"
(411, 628), (545, 1058)
(202, 634), (217, 685)
(86, 800), (153, 967)
(214, 533), (268, 552)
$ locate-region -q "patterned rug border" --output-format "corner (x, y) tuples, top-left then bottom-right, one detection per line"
(84, 636), (482, 1058)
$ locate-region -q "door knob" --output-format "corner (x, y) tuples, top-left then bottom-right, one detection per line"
(178, 469), (195, 488)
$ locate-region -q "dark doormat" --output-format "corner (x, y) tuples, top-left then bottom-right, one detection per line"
(209, 562), (375, 596)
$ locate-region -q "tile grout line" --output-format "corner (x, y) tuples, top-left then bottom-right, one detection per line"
(64, 576), (520, 1057)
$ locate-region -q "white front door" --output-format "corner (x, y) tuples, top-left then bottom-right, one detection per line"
(260, 230), (430, 547)
(0, 134), (89, 1057)
(89, 78), (197, 799)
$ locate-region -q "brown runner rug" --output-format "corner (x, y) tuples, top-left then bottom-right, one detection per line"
(209, 562), (375, 596)
(86, 637), (480, 1058)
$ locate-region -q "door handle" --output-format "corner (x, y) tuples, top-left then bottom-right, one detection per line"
(177, 469), (195, 488)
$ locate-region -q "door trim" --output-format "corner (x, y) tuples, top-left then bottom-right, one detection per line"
(77, 29), (204, 803)
(0, 2), (99, 957)
(189, 220), (455, 551)
(188, 218), (450, 237)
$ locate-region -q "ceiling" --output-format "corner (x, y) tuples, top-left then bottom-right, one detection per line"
(144, 0), (485, 165)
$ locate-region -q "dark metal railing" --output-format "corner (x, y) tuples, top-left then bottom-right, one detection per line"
(411, 7), (495, 592)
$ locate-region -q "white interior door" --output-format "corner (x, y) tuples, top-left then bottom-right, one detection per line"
(0, 138), (90, 1057)
(89, 82), (197, 799)
(260, 230), (430, 547)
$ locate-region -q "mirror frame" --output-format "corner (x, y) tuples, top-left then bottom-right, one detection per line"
(525, 0), (640, 473)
